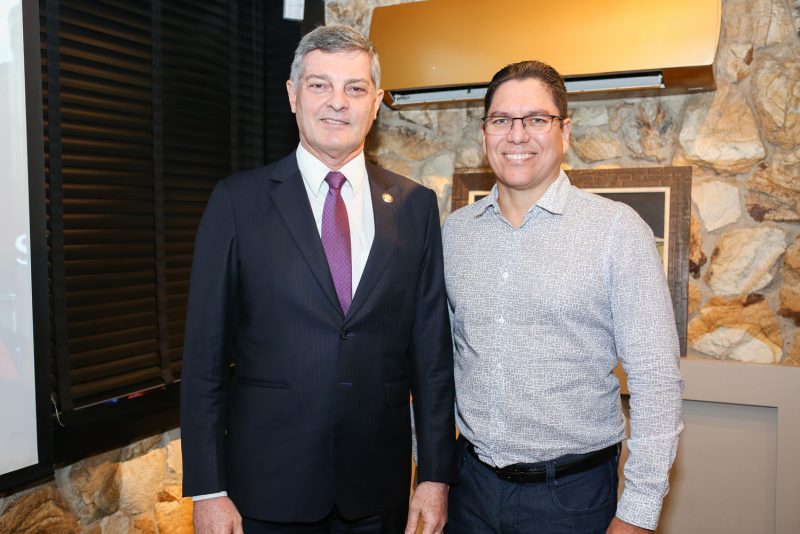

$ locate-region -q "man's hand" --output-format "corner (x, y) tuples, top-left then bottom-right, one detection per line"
(193, 496), (243, 534)
(607, 516), (654, 534)
(405, 481), (448, 534)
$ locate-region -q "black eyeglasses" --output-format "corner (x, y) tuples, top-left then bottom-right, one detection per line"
(482, 114), (565, 135)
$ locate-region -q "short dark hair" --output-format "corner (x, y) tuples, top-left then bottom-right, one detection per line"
(483, 60), (568, 119)
(290, 25), (381, 87)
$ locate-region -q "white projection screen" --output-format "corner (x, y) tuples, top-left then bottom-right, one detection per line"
(0, 0), (51, 490)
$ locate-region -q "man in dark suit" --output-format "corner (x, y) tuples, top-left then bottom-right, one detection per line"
(181, 25), (456, 534)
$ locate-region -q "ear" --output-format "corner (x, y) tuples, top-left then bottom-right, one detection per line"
(286, 80), (297, 113)
(372, 88), (384, 119)
(560, 117), (571, 154)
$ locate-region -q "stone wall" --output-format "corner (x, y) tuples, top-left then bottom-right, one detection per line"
(0, 431), (192, 533)
(329, 0), (800, 365)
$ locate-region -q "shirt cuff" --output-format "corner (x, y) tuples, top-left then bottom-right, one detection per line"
(616, 487), (664, 531)
(192, 491), (228, 501)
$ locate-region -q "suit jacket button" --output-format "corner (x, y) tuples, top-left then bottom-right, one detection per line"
(340, 328), (351, 340)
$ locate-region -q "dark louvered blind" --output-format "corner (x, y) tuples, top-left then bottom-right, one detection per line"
(41, 0), (300, 415)
(161, 0), (233, 381)
(45, 0), (159, 411)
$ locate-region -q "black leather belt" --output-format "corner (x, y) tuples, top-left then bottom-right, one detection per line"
(466, 441), (619, 483)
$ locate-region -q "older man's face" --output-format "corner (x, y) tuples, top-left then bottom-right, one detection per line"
(287, 49), (383, 169)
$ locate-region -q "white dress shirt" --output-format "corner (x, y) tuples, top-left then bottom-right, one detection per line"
(295, 143), (375, 295)
(194, 145), (375, 501)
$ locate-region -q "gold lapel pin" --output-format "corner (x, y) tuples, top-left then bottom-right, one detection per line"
(382, 193), (394, 204)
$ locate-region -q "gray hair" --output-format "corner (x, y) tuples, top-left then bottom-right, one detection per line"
(290, 24), (381, 88)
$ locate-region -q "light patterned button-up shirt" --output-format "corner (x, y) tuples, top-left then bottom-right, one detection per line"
(442, 171), (684, 530)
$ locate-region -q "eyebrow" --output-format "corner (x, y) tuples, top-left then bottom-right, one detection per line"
(305, 74), (332, 83)
(488, 108), (558, 117)
(304, 74), (370, 86)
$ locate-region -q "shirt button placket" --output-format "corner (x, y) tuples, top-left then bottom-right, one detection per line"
(491, 226), (517, 446)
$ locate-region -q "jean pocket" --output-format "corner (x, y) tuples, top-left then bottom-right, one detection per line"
(548, 460), (616, 514)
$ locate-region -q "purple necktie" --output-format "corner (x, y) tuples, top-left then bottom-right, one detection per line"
(322, 171), (352, 315)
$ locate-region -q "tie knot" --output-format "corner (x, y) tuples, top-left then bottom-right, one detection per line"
(325, 171), (347, 191)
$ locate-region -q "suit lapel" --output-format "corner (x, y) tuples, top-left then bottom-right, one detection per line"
(348, 164), (397, 320)
(268, 156), (342, 315)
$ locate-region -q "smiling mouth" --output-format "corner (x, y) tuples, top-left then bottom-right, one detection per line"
(321, 118), (349, 126)
(504, 153), (535, 161)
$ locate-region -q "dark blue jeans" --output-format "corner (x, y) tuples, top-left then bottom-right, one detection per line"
(446, 439), (619, 534)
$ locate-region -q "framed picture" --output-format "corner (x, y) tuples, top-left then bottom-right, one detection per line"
(451, 167), (692, 355)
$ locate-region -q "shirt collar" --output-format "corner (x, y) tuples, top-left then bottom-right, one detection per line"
(475, 170), (571, 219)
(537, 170), (571, 215)
(295, 143), (367, 198)
(475, 184), (500, 217)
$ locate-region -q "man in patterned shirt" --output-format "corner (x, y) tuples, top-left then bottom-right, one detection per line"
(442, 60), (684, 533)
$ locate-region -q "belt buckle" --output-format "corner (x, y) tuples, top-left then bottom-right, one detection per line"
(503, 463), (544, 475)
(495, 463), (546, 483)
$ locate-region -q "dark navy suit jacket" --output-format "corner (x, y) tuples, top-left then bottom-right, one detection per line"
(180, 152), (456, 522)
